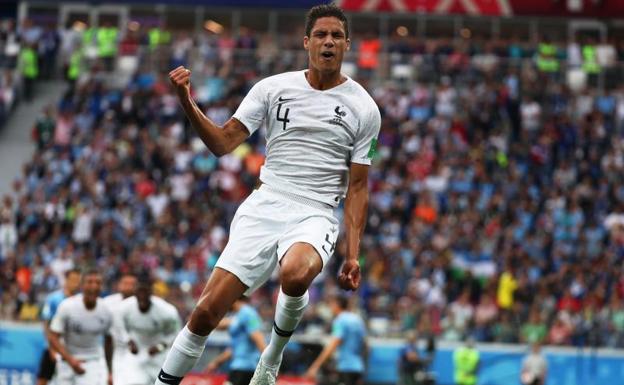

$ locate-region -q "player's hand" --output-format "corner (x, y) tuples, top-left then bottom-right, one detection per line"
(204, 361), (218, 373)
(68, 357), (85, 375)
(108, 372), (113, 385)
(148, 345), (161, 356)
(169, 66), (192, 99)
(338, 259), (361, 291)
(128, 340), (139, 355)
(303, 367), (318, 380)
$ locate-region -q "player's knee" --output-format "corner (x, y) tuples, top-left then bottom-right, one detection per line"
(280, 264), (316, 296)
(189, 301), (224, 334)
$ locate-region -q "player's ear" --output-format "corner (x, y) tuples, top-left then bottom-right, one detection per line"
(346, 38), (351, 51)
(303, 35), (309, 50)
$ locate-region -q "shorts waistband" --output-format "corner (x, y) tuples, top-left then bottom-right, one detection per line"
(258, 184), (333, 211)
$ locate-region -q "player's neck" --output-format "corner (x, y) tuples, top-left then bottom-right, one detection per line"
(83, 296), (97, 310)
(305, 69), (346, 91)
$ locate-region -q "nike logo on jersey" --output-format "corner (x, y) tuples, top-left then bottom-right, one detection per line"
(277, 96), (296, 103)
(157, 370), (183, 385)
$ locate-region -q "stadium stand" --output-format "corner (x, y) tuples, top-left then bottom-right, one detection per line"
(2, 9), (624, 358)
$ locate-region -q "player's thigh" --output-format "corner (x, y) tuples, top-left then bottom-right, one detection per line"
(228, 370), (254, 385)
(37, 349), (56, 380)
(277, 212), (340, 270)
(215, 190), (288, 295)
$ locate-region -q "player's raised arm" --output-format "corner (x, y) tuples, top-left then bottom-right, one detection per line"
(168, 66), (249, 157)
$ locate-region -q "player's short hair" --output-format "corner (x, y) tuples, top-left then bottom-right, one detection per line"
(305, 3), (349, 39)
(64, 268), (81, 278)
(81, 268), (101, 278)
(119, 271), (137, 280)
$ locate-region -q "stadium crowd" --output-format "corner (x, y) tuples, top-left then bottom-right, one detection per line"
(2, 18), (624, 351)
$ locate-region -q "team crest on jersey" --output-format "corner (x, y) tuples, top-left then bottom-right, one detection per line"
(329, 105), (348, 129)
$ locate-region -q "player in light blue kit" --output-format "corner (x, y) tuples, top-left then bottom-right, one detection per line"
(36, 269), (81, 385)
(205, 297), (266, 385)
(304, 296), (367, 385)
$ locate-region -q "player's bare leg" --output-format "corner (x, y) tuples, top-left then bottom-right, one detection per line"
(155, 268), (247, 385)
(250, 242), (322, 385)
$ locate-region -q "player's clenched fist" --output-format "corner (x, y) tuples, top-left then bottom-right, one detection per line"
(169, 66), (192, 98)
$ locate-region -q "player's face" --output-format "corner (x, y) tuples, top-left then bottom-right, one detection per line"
(304, 16), (350, 74)
(65, 272), (81, 295)
(118, 275), (137, 298)
(82, 273), (103, 299)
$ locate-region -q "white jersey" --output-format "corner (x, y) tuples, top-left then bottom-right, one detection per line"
(102, 293), (129, 351)
(233, 70), (381, 207)
(119, 296), (181, 351)
(50, 294), (113, 360)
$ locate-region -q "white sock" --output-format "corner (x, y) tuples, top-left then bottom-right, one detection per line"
(154, 325), (208, 385)
(261, 289), (309, 367)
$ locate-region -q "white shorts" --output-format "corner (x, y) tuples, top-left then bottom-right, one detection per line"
(215, 184), (340, 295)
(56, 357), (107, 385)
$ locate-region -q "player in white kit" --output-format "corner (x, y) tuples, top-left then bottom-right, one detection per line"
(103, 273), (138, 385)
(156, 4), (380, 385)
(118, 279), (182, 385)
(48, 269), (114, 385)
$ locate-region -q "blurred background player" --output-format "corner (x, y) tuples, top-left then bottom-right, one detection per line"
(37, 269), (81, 385)
(119, 277), (182, 385)
(204, 296), (267, 385)
(103, 273), (138, 385)
(48, 269), (114, 385)
(304, 296), (367, 385)
(398, 331), (436, 385)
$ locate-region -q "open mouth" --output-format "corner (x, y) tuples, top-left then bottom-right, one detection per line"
(321, 51), (335, 59)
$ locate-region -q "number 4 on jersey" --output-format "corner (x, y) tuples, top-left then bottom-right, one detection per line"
(276, 103), (290, 130)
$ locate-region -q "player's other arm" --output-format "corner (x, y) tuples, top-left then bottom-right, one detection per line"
(48, 302), (85, 374)
(104, 334), (113, 385)
(169, 66), (249, 157)
(204, 348), (232, 372)
(304, 336), (342, 379)
(47, 331), (85, 374)
(339, 163), (369, 291)
(250, 330), (267, 352)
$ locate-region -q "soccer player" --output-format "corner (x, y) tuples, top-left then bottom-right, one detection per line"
(158, 4), (380, 385)
(48, 269), (114, 385)
(103, 273), (138, 385)
(37, 269), (81, 385)
(113, 278), (182, 385)
(117, 278), (181, 385)
(304, 296), (367, 385)
(204, 296), (267, 385)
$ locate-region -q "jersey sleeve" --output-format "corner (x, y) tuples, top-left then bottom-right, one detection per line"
(331, 318), (346, 340)
(232, 79), (269, 135)
(40, 296), (55, 321)
(351, 102), (381, 166)
(49, 300), (68, 334)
